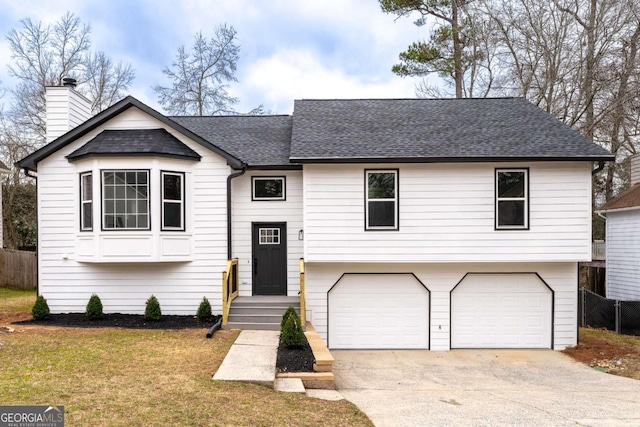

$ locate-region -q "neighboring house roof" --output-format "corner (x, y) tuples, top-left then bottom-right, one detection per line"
(289, 98), (615, 163)
(66, 129), (201, 161)
(598, 183), (640, 212)
(171, 115), (296, 169)
(17, 96), (244, 171)
(0, 160), (10, 173)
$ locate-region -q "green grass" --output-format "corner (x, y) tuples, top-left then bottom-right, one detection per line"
(580, 327), (640, 349)
(0, 287), (36, 313)
(0, 328), (371, 426)
(0, 292), (372, 427)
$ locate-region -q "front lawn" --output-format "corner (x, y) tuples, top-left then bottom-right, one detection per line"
(0, 287), (36, 313)
(0, 289), (372, 426)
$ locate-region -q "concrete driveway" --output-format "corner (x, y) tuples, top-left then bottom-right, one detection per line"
(333, 350), (640, 427)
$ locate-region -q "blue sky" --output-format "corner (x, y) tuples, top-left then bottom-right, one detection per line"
(0, 0), (430, 114)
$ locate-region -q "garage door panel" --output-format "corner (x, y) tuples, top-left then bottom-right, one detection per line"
(329, 274), (429, 349)
(451, 274), (552, 349)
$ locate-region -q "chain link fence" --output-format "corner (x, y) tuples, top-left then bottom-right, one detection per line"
(579, 288), (640, 336)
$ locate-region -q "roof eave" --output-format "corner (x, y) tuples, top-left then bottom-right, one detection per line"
(246, 164), (302, 171)
(288, 155), (616, 164)
(66, 152), (202, 162)
(596, 206), (640, 214)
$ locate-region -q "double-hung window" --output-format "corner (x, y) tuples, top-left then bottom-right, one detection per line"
(495, 169), (528, 230)
(161, 171), (184, 230)
(80, 172), (93, 231)
(365, 169), (399, 230)
(102, 170), (150, 230)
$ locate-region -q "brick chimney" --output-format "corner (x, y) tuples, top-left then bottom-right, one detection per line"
(45, 78), (92, 143)
(631, 154), (640, 186)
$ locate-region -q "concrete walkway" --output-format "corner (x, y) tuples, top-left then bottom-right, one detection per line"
(212, 330), (344, 401)
(213, 330), (279, 386)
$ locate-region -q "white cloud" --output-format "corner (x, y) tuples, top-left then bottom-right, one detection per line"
(239, 49), (419, 113)
(0, 0), (433, 114)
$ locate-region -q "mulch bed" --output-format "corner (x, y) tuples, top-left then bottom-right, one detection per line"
(15, 313), (221, 330)
(276, 339), (315, 372)
(15, 313), (316, 372)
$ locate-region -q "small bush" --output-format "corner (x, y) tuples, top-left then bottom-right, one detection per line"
(85, 294), (104, 320)
(31, 295), (50, 320)
(144, 295), (162, 321)
(280, 306), (298, 331)
(280, 311), (305, 348)
(196, 297), (212, 322)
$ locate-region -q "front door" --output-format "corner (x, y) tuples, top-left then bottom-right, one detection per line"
(252, 222), (287, 295)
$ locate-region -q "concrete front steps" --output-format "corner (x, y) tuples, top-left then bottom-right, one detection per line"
(224, 296), (300, 331)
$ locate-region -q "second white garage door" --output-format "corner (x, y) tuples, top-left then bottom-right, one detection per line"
(451, 273), (553, 349)
(328, 273), (429, 349)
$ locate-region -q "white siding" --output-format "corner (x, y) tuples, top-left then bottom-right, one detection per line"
(606, 210), (640, 300)
(46, 87), (92, 142)
(303, 162), (592, 263)
(37, 107), (229, 314)
(305, 262), (578, 351)
(231, 171), (303, 296)
(631, 154), (640, 186)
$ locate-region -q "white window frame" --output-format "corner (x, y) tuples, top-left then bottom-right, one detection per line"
(259, 227), (280, 244)
(161, 171), (185, 231)
(101, 170), (150, 231)
(365, 169), (399, 231)
(80, 172), (93, 231)
(495, 168), (529, 230)
(252, 176), (286, 201)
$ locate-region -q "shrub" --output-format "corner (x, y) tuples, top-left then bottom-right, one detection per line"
(85, 294), (104, 320)
(280, 306), (298, 331)
(280, 311), (305, 348)
(31, 295), (50, 320)
(196, 297), (212, 322)
(144, 295), (162, 321)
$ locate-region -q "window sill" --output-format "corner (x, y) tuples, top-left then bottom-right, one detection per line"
(75, 232), (193, 263)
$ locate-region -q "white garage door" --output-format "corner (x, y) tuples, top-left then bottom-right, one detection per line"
(451, 274), (552, 349)
(328, 273), (429, 349)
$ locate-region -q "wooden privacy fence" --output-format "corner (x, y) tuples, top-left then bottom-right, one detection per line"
(0, 249), (37, 290)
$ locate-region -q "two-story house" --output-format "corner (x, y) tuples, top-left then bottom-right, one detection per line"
(18, 81), (613, 351)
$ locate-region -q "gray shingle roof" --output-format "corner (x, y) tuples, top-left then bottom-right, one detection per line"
(67, 129), (201, 161)
(171, 115), (294, 167)
(290, 98), (614, 162)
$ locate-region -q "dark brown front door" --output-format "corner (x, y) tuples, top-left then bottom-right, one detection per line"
(252, 222), (287, 295)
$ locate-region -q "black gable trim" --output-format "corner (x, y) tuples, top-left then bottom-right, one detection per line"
(17, 96), (243, 171)
(66, 129), (201, 162)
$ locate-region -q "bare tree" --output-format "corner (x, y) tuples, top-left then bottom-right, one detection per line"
(153, 25), (240, 115)
(482, 0), (640, 200)
(2, 12), (135, 248)
(5, 12), (135, 140)
(84, 51), (135, 113)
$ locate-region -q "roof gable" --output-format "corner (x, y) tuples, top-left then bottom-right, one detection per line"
(67, 129), (201, 161)
(17, 96), (243, 171)
(290, 98), (614, 163)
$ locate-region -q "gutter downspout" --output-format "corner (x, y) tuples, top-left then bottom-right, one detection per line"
(592, 161), (605, 175)
(227, 166), (246, 259)
(22, 168), (38, 296)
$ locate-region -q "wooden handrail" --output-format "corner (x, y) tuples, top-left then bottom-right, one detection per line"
(222, 258), (239, 325)
(299, 258), (306, 325)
